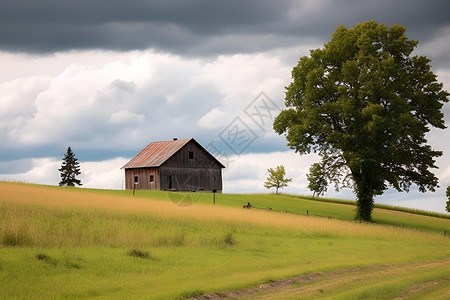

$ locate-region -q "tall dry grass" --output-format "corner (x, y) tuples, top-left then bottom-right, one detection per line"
(2, 182), (450, 300)
(0, 182), (445, 248)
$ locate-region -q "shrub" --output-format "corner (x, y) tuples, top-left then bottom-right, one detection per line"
(1, 231), (30, 247)
(224, 232), (236, 246)
(35, 253), (81, 269)
(35, 253), (58, 266)
(128, 249), (159, 261)
(128, 249), (150, 259)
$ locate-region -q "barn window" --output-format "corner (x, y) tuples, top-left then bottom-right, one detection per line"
(150, 175), (154, 183)
(134, 176), (138, 184)
(189, 151), (194, 160)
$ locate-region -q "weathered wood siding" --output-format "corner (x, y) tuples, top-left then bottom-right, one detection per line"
(124, 167), (160, 190)
(159, 167), (222, 192)
(160, 141), (223, 191)
(162, 141), (223, 169)
(124, 139), (223, 191)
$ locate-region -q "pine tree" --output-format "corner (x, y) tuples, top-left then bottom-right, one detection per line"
(58, 147), (82, 187)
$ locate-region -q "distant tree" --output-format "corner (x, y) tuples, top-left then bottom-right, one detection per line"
(58, 147), (82, 187)
(446, 186), (450, 213)
(264, 165), (292, 194)
(274, 21), (449, 221)
(307, 162), (328, 197)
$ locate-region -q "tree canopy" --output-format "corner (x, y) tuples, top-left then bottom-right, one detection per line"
(58, 146), (82, 187)
(274, 21), (449, 221)
(307, 162), (328, 197)
(264, 165), (292, 194)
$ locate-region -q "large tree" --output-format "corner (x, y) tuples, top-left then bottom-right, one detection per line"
(274, 21), (449, 221)
(58, 146), (82, 187)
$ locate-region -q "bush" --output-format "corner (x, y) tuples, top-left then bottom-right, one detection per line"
(128, 249), (150, 258)
(224, 232), (236, 246)
(128, 249), (159, 261)
(35, 253), (81, 269)
(35, 253), (58, 266)
(2, 231), (30, 247)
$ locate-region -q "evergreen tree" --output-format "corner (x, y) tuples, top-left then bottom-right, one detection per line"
(58, 147), (82, 187)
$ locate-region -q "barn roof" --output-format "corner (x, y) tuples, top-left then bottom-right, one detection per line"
(121, 138), (225, 169)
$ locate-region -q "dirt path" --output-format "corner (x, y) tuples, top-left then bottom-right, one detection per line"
(192, 257), (450, 299)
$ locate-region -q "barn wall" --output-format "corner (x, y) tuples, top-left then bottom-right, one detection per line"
(160, 167), (222, 192)
(159, 140), (223, 191)
(124, 140), (223, 191)
(125, 167), (160, 190)
(163, 141), (223, 169)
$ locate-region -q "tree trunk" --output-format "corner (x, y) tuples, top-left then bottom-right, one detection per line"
(354, 174), (374, 222)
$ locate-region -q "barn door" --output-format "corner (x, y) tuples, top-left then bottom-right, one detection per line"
(168, 175), (173, 189)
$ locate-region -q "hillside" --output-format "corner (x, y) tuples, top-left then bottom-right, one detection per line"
(100, 187), (450, 234)
(1, 182), (450, 299)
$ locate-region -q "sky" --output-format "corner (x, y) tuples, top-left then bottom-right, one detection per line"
(1, 0), (450, 213)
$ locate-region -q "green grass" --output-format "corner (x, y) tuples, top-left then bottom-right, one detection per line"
(33, 181), (450, 220)
(237, 259), (450, 299)
(115, 189), (450, 233)
(1, 182), (450, 299)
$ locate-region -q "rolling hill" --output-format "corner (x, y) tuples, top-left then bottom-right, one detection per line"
(1, 181), (449, 299)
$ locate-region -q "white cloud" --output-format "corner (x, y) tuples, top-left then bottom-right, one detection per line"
(198, 108), (234, 129)
(0, 51), (132, 82)
(0, 157), (128, 190)
(196, 54), (290, 111)
(1, 47), (449, 215)
(109, 110), (145, 124)
(0, 50), (293, 153)
(0, 76), (51, 147)
(0, 158), (60, 185)
(224, 151), (320, 195)
(3, 58), (144, 146)
(80, 158), (129, 189)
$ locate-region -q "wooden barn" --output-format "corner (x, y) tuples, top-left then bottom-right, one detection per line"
(122, 138), (225, 192)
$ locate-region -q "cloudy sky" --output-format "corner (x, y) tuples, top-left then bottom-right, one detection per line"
(1, 0), (450, 213)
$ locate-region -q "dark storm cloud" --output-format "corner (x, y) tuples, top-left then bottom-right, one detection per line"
(1, 0), (449, 56)
(0, 0), (290, 54)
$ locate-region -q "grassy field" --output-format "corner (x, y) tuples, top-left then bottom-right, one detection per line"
(1, 182), (450, 299)
(103, 188), (450, 233)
